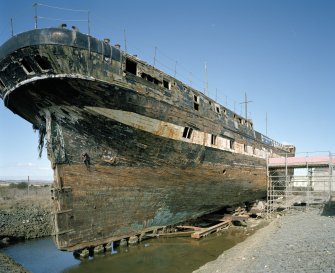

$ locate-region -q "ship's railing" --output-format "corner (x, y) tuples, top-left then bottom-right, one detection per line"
(0, 3), (254, 120)
(1, 4), (289, 153)
(33, 3), (91, 35)
(261, 134), (290, 151)
(268, 150), (333, 161)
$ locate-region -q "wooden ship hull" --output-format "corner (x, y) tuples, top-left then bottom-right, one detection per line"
(0, 28), (294, 251)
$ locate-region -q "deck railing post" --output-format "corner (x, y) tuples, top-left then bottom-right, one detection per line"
(329, 151), (332, 203)
(285, 153), (288, 210)
(266, 154), (270, 216)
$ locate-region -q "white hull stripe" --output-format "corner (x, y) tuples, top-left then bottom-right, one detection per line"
(85, 107), (267, 159)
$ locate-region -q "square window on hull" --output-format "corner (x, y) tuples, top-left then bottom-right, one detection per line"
(194, 102), (199, 111)
(34, 55), (51, 70)
(21, 58), (33, 74)
(163, 79), (170, 89)
(182, 127), (193, 139)
(125, 58), (137, 75)
(211, 135), (217, 145)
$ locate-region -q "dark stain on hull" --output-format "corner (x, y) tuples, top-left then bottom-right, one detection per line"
(0, 27), (295, 251)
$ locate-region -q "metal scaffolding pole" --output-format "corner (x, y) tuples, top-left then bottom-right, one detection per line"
(267, 151), (333, 215)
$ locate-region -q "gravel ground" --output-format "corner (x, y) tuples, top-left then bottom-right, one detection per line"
(0, 186), (52, 241)
(0, 203), (51, 240)
(0, 252), (31, 273)
(0, 186), (52, 273)
(194, 203), (335, 273)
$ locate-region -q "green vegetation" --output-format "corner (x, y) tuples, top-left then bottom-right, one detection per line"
(9, 182), (28, 189)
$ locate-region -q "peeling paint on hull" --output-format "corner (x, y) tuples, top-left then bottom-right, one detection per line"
(0, 28), (295, 251)
(52, 163), (266, 251)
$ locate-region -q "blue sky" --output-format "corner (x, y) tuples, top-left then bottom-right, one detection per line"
(0, 0), (334, 180)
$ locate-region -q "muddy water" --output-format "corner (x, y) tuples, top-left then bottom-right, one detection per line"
(2, 223), (265, 273)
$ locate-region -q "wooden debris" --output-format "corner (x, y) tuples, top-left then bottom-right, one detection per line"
(176, 225), (202, 231)
(187, 207), (252, 239)
(191, 219), (231, 239)
(146, 231), (195, 238)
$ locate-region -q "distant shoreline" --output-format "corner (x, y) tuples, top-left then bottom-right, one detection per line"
(0, 180), (52, 185)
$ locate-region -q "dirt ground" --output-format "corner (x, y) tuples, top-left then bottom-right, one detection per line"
(194, 203), (335, 273)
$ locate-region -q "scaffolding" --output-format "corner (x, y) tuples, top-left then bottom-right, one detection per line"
(267, 152), (334, 214)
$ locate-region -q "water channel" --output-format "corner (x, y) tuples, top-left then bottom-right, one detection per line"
(2, 223), (265, 273)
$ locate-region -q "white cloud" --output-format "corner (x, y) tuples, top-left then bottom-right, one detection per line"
(0, 161), (53, 181)
(17, 162), (36, 167)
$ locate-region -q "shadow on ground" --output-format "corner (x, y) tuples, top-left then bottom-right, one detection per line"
(321, 201), (335, 216)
